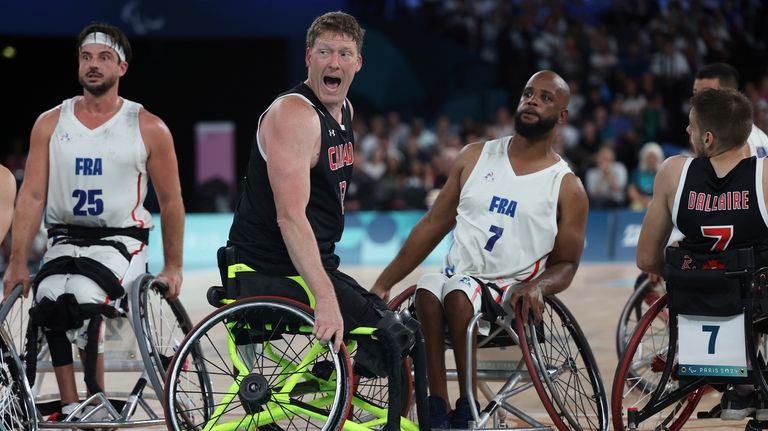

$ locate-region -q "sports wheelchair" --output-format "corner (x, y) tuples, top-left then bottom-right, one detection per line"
(612, 246), (768, 430)
(386, 282), (609, 430)
(0, 251), (206, 430)
(162, 248), (430, 430)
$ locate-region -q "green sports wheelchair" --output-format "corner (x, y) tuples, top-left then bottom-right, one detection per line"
(162, 247), (430, 430)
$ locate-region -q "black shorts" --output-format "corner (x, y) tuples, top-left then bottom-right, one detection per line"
(233, 269), (388, 333)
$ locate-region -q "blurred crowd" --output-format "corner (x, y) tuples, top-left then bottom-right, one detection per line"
(347, 0), (768, 211)
(5, 1), (768, 214)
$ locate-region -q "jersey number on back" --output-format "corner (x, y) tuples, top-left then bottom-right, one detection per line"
(72, 189), (104, 216)
(701, 225), (733, 252)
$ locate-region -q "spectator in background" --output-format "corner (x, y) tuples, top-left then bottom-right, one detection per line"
(627, 142), (664, 211)
(486, 106), (515, 139)
(410, 117), (437, 149)
(586, 145), (627, 208)
(388, 111), (411, 149)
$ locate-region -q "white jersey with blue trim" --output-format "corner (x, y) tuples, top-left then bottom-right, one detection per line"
(444, 137), (572, 285)
(749, 124), (768, 158)
(46, 96), (153, 230)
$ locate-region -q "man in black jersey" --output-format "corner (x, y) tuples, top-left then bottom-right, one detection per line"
(637, 88), (765, 421)
(227, 11), (386, 354)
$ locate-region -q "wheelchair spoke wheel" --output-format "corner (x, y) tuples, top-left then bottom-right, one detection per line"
(0, 334), (35, 430)
(517, 296), (609, 431)
(132, 274), (210, 408)
(611, 294), (703, 430)
(350, 354), (412, 428)
(616, 276), (665, 358)
(164, 296), (352, 431)
(0, 285), (33, 361)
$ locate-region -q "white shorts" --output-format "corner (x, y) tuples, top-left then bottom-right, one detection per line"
(415, 273), (509, 335)
(35, 240), (134, 353)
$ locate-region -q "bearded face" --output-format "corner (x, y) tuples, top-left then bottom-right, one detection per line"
(514, 108), (558, 139)
(79, 73), (118, 97)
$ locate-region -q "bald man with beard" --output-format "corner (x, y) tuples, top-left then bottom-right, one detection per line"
(371, 70), (589, 429)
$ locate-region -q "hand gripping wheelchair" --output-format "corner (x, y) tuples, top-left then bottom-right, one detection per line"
(387, 281), (609, 431)
(612, 245), (768, 430)
(162, 247), (430, 431)
(0, 250), (206, 429)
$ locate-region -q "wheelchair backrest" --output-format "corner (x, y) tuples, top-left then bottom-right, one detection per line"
(663, 246), (754, 317)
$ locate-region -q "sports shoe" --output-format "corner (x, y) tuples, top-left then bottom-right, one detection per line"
(720, 387), (755, 420)
(451, 397), (480, 429)
(428, 396), (451, 430)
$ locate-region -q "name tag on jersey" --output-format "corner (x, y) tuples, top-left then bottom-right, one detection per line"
(677, 313), (747, 378)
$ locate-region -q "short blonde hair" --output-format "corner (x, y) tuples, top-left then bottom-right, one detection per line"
(306, 11), (365, 53)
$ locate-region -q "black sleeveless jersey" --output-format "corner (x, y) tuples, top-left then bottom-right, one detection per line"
(675, 156), (768, 254)
(228, 83), (355, 275)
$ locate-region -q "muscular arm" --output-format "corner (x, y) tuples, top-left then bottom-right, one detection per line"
(509, 173), (589, 323)
(3, 109), (57, 296)
(371, 144), (482, 300)
(0, 165), (16, 242)
(141, 109), (185, 299)
(260, 96), (344, 351)
(636, 156), (684, 276)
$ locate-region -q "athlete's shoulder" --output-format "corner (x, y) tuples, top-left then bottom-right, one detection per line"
(138, 106), (171, 137)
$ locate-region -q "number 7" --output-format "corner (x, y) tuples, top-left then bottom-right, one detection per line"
(484, 225), (504, 251)
(702, 325), (720, 354)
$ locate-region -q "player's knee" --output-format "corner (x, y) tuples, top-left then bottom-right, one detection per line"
(45, 330), (74, 367)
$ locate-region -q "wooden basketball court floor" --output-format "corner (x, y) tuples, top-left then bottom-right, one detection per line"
(34, 263), (749, 429)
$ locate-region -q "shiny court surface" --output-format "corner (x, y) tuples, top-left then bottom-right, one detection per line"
(37, 263), (751, 429)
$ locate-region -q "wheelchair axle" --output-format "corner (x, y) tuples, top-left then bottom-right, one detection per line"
(239, 373), (272, 414)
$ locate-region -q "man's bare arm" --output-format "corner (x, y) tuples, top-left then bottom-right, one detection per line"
(509, 173), (589, 323)
(142, 109), (185, 299)
(261, 96), (344, 352)
(3, 109), (58, 297)
(636, 156), (684, 276)
(371, 144), (483, 299)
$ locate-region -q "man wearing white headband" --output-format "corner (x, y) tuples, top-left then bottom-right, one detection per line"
(2, 22), (185, 422)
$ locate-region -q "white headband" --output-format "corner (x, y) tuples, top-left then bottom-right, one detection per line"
(80, 31), (126, 62)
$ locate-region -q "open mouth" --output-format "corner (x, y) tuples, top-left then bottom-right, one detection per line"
(323, 76), (342, 90)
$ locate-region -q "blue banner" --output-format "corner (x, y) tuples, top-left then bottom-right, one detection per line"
(148, 209), (647, 272)
(147, 211), (450, 272)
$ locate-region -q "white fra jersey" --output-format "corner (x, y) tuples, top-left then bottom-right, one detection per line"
(444, 137), (572, 284)
(749, 124), (768, 158)
(46, 97), (153, 230)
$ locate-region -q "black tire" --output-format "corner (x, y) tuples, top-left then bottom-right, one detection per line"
(131, 274), (210, 408)
(163, 296), (353, 431)
(615, 276), (665, 358)
(611, 294), (703, 431)
(519, 296), (609, 430)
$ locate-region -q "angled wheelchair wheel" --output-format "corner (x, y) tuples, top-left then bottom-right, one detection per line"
(0, 286), (37, 430)
(515, 296), (609, 431)
(0, 284), (35, 361)
(611, 294), (703, 431)
(164, 296), (353, 431)
(616, 275), (665, 358)
(131, 274), (211, 412)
